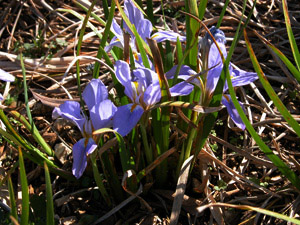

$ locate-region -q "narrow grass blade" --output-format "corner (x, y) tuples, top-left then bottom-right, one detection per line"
(102, 0), (109, 19)
(133, 26), (151, 69)
(170, 156), (194, 225)
(254, 30), (300, 83)
(113, 0), (152, 58)
(57, 8), (102, 38)
(0, 110), (57, 168)
(197, 0), (207, 20)
(8, 176), (18, 220)
(75, 1), (106, 26)
(76, 0), (98, 112)
(90, 152), (112, 206)
(146, 0), (154, 24)
(147, 38), (171, 185)
(93, 128), (135, 172)
(195, 0), (255, 158)
(94, 128), (137, 193)
(216, 0), (230, 28)
(199, 203), (300, 224)
(93, 0), (116, 79)
(44, 162), (54, 225)
(244, 30), (300, 137)
(137, 147), (177, 181)
(19, 148), (29, 225)
(185, 0), (199, 71)
(282, 0), (300, 71)
(224, 34), (300, 190)
(10, 110), (54, 156)
(20, 55), (53, 156)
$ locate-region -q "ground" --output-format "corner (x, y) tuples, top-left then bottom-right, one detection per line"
(0, 0), (300, 224)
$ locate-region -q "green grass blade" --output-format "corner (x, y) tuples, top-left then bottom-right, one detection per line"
(146, 0), (154, 24)
(0, 110), (57, 168)
(57, 9), (102, 39)
(255, 31), (300, 83)
(198, 0), (207, 20)
(19, 148), (29, 225)
(75, 1), (106, 26)
(93, 0), (116, 78)
(186, 0), (199, 71)
(282, 0), (300, 71)
(44, 162), (54, 225)
(113, 0), (152, 58)
(8, 176), (18, 220)
(216, 0), (230, 28)
(90, 153), (112, 206)
(223, 32), (300, 190)
(76, 0), (97, 112)
(102, 0), (109, 19)
(244, 30), (300, 137)
(94, 128), (137, 192)
(20, 55), (54, 157)
(10, 110), (54, 157)
(94, 128), (135, 172)
(195, 0), (252, 157)
(133, 26), (151, 69)
(201, 203), (300, 224)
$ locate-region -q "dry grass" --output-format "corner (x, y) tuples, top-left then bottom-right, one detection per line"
(0, 0), (300, 224)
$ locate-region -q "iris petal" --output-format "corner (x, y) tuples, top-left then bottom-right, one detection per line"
(72, 138), (97, 179)
(91, 99), (117, 130)
(83, 79), (108, 111)
(115, 60), (135, 102)
(0, 68), (15, 82)
(221, 95), (246, 130)
(169, 81), (194, 97)
(113, 104), (144, 136)
(165, 65), (197, 79)
(52, 101), (86, 133)
(136, 18), (152, 41)
(104, 36), (123, 52)
(151, 31), (186, 43)
(205, 41), (227, 96)
(143, 82), (161, 106)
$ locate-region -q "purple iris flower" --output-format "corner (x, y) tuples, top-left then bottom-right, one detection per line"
(166, 27), (258, 130)
(0, 68), (15, 101)
(105, 0), (185, 53)
(113, 60), (161, 136)
(52, 79), (117, 179)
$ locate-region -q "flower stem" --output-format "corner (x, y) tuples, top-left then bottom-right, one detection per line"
(140, 121), (153, 165)
(90, 152), (112, 207)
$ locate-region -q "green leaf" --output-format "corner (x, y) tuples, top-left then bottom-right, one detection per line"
(222, 29), (300, 191)
(244, 30), (300, 138)
(255, 31), (300, 83)
(113, 0), (152, 59)
(282, 0), (300, 71)
(216, 0), (230, 28)
(93, 0), (116, 79)
(44, 162), (54, 225)
(20, 54), (54, 156)
(19, 148), (29, 225)
(93, 128), (135, 172)
(8, 176), (18, 220)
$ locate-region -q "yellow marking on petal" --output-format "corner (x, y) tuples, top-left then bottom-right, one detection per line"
(133, 81), (139, 93)
(134, 52), (139, 60)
